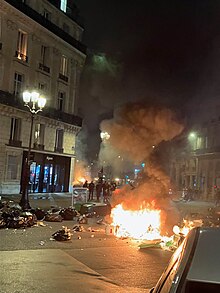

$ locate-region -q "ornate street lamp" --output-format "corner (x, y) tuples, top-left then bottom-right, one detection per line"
(20, 90), (46, 210)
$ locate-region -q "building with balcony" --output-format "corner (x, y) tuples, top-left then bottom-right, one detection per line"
(170, 119), (220, 200)
(0, 0), (86, 194)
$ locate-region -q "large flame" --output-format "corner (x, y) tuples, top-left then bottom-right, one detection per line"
(111, 203), (162, 240)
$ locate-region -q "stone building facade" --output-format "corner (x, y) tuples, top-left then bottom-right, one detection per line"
(170, 119), (220, 200)
(0, 0), (86, 194)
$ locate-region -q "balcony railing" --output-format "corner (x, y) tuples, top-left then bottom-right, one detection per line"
(0, 90), (82, 127)
(59, 73), (68, 83)
(8, 139), (22, 147)
(5, 0), (87, 54)
(15, 50), (28, 62)
(39, 63), (50, 74)
(33, 143), (45, 150)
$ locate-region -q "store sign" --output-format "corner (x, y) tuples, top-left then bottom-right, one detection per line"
(46, 156), (53, 161)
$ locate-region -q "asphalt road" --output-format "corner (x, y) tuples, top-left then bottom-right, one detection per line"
(0, 193), (215, 291)
(0, 217), (172, 290)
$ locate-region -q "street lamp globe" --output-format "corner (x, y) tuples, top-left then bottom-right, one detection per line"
(23, 91), (31, 104)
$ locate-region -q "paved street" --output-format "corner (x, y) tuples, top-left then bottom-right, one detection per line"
(0, 193), (216, 292)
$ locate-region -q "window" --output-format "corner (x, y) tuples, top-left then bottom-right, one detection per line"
(58, 91), (65, 111)
(14, 72), (24, 97)
(40, 45), (50, 65)
(0, 16), (2, 40)
(63, 23), (69, 34)
(60, 0), (67, 12)
(38, 82), (47, 91)
(34, 123), (45, 145)
(60, 55), (68, 76)
(16, 30), (28, 62)
(7, 155), (18, 180)
(10, 118), (21, 141)
(43, 9), (51, 20)
(55, 129), (64, 151)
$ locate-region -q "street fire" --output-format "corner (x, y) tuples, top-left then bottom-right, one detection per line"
(111, 203), (162, 240)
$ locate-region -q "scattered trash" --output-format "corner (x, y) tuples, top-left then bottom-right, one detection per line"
(59, 207), (78, 220)
(52, 226), (72, 241)
(39, 241), (45, 246)
(72, 225), (84, 232)
(31, 208), (46, 221)
(91, 234), (95, 238)
(78, 235), (82, 240)
(78, 215), (88, 224)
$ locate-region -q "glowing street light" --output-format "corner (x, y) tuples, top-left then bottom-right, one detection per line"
(20, 90), (46, 210)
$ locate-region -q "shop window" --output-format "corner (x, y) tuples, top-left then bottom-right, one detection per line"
(10, 118), (21, 145)
(7, 155), (18, 180)
(16, 30), (28, 62)
(55, 129), (64, 152)
(14, 72), (24, 97)
(58, 91), (65, 111)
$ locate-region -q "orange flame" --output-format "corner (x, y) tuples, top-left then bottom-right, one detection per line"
(111, 203), (162, 240)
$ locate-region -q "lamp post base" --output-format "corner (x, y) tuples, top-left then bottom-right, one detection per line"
(19, 188), (31, 210)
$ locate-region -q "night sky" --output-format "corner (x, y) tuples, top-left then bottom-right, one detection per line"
(74, 0), (220, 160)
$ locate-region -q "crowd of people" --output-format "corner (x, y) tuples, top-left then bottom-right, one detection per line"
(82, 179), (117, 203)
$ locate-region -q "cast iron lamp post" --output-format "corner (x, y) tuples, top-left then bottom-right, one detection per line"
(20, 90), (46, 210)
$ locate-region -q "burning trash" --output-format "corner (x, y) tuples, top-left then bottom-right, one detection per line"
(52, 226), (72, 241)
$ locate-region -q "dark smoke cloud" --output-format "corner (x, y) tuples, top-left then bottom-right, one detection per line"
(100, 103), (184, 163)
(100, 102), (184, 235)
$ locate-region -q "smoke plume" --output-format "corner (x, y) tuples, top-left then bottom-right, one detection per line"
(100, 102), (184, 235)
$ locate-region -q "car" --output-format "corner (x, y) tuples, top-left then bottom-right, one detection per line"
(150, 227), (220, 293)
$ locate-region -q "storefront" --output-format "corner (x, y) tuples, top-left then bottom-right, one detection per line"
(20, 151), (71, 193)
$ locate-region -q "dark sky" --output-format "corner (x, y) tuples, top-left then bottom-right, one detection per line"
(74, 0), (220, 160)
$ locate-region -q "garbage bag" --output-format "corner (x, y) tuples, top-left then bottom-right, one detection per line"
(59, 208), (77, 220)
(31, 208), (46, 221)
(45, 213), (63, 222)
(52, 226), (72, 241)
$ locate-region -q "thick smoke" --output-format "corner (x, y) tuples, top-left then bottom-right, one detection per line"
(99, 102), (184, 235)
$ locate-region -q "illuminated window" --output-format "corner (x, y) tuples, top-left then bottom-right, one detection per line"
(16, 30), (28, 61)
(60, 55), (68, 76)
(60, 0), (67, 12)
(34, 123), (45, 145)
(7, 155), (18, 180)
(58, 91), (65, 111)
(14, 72), (24, 97)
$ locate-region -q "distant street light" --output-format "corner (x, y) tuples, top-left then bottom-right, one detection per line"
(20, 90), (46, 210)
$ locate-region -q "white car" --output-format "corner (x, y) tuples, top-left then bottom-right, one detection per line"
(150, 227), (220, 293)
